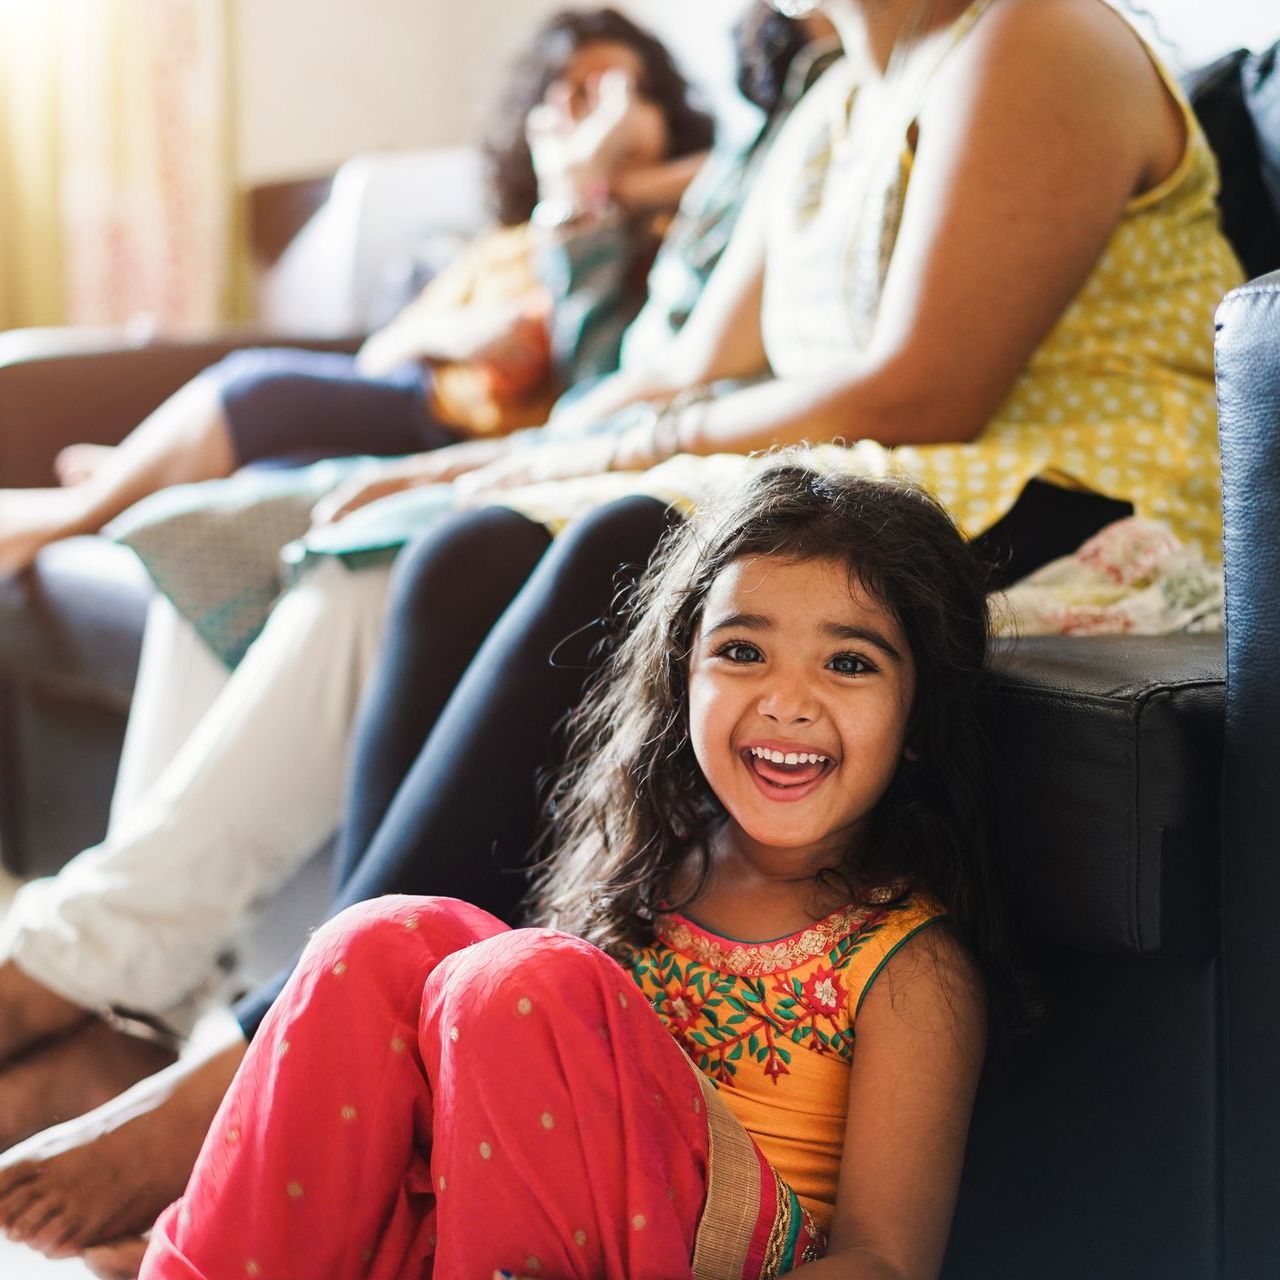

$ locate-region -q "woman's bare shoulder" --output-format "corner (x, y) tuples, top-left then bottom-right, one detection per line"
(920, 0), (1178, 196)
(947, 0), (1172, 112)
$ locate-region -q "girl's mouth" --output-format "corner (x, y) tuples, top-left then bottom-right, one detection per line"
(740, 745), (834, 802)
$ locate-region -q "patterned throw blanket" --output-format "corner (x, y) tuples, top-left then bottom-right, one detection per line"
(992, 517), (1223, 637)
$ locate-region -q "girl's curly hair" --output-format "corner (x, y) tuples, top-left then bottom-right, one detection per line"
(530, 460), (1015, 1012)
(480, 7), (715, 227)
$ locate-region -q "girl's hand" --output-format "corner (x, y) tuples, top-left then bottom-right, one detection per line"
(453, 436), (618, 503)
(310, 440), (510, 527)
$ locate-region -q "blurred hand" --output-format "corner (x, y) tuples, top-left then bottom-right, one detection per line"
(310, 440), (510, 527)
(453, 436), (618, 504)
(461, 301), (543, 368)
(478, 306), (551, 400)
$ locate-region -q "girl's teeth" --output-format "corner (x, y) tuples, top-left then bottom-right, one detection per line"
(750, 747), (826, 765)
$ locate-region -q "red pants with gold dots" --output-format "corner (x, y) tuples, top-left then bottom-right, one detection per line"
(139, 897), (821, 1280)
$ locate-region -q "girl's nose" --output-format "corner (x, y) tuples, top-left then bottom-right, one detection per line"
(757, 679), (819, 725)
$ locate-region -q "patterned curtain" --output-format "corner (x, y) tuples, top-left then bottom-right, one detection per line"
(0, 0), (235, 333)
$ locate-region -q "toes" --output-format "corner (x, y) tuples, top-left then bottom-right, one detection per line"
(4, 1194), (62, 1247)
(0, 1180), (47, 1234)
(0, 1159), (39, 1214)
(26, 1211), (84, 1258)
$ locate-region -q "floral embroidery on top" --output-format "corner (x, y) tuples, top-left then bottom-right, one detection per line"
(626, 907), (890, 1087)
(655, 905), (879, 976)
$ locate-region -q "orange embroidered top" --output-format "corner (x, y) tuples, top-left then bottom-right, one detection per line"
(625, 896), (946, 1228)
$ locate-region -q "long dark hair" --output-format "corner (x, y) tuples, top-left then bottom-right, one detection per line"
(481, 8), (716, 227)
(531, 460), (1012, 1002)
(734, 4), (817, 114)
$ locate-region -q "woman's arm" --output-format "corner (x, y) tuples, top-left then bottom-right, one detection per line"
(645, 0), (1176, 459)
(465, 0), (1182, 487)
(801, 926), (986, 1280)
(610, 151), (708, 213)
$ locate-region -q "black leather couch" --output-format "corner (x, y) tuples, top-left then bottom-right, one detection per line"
(0, 281), (1275, 1275)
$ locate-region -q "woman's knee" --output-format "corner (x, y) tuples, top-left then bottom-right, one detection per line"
(533, 496), (672, 603)
(386, 507), (551, 624)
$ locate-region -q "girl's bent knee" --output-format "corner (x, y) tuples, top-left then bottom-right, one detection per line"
(306, 896), (507, 975)
(427, 929), (627, 1032)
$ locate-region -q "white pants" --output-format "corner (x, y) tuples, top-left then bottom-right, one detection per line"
(0, 560), (392, 1022)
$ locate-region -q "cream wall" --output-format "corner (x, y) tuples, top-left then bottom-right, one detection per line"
(232, 0), (747, 187)
(232, 0), (1280, 187)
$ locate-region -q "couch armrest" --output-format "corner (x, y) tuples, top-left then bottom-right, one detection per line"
(0, 330), (361, 488)
(1216, 269), (1280, 1275)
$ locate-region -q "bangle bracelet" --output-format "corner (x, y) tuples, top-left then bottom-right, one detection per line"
(652, 384), (713, 462)
(607, 420), (648, 473)
(650, 404), (682, 463)
(605, 432), (626, 473)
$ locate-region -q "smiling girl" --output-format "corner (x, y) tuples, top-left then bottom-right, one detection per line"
(134, 462), (999, 1280)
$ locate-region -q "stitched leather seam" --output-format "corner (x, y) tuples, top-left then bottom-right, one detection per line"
(990, 681), (1223, 710)
(1219, 283), (1280, 300)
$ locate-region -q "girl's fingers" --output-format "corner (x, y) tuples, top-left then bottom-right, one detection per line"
(312, 483), (373, 527)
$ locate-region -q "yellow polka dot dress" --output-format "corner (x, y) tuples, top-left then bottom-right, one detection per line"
(756, 8), (1242, 561)
(506, 3), (1243, 564)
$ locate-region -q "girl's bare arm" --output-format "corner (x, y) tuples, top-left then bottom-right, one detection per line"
(804, 925), (986, 1279)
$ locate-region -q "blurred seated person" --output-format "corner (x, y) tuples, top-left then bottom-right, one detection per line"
(0, 6), (714, 576)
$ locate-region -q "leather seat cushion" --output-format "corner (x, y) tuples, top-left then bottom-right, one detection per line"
(0, 536), (152, 707)
(989, 634), (1223, 958)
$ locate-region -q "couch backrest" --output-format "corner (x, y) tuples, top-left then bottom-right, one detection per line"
(1215, 268), (1280, 1276)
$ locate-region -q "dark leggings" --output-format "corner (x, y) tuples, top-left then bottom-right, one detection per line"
(233, 477), (1128, 1037)
(234, 495), (676, 1036)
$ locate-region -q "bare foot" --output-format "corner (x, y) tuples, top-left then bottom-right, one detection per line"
(0, 1018), (175, 1152)
(84, 1236), (150, 1279)
(0, 1028), (245, 1258)
(0, 961), (90, 1063)
(54, 443), (116, 489)
(0, 488), (91, 577)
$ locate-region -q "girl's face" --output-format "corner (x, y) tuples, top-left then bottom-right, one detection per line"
(687, 554), (916, 872)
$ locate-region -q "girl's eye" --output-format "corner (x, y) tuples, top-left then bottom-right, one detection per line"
(715, 641), (764, 664)
(828, 652), (874, 676)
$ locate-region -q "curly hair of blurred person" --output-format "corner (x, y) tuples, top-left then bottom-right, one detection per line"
(482, 6), (717, 226)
